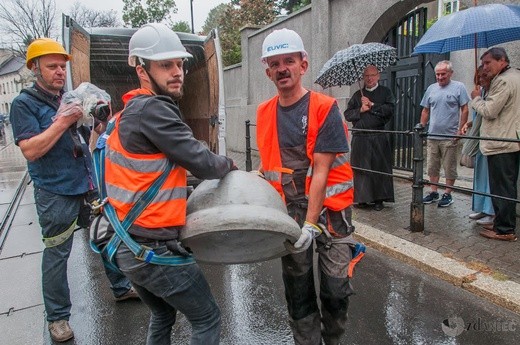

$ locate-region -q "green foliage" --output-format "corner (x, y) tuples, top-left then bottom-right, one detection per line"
(218, 0), (278, 66)
(171, 21), (191, 33)
(122, 0), (178, 28)
(201, 3), (228, 35)
(277, 0), (311, 14)
(426, 17), (438, 30)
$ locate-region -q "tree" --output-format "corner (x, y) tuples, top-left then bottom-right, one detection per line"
(171, 21), (191, 33)
(201, 3), (228, 35)
(218, 0), (278, 66)
(278, 0), (311, 14)
(0, 0), (57, 53)
(122, 0), (178, 28)
(68, 1), (121, 28)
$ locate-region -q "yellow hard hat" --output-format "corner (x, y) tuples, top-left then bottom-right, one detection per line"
(26, 38), (71, 69)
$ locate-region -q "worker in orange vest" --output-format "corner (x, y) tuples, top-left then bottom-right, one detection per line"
(256, 28), (360, 345)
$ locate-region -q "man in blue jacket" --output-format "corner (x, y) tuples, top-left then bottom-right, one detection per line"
(9, 38), (138, 343)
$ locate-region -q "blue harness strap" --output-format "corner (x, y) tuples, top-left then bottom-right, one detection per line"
(90, 119), (195, 268)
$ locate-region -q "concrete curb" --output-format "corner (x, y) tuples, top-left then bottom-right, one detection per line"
(353, 222), (520, 315)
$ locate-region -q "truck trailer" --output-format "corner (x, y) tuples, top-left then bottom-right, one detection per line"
(62, 15), (227, 157)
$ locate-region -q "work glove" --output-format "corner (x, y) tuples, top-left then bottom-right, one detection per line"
(285, 221), (323, 253)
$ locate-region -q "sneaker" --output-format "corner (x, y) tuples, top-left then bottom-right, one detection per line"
(115, 287), (140, 302)
(422, 191), (439, 204)
(476, 215), (494, 225)
(469, 212), (487, 220)
(48, 320), (74, 342)
(437, 193), (454, 207)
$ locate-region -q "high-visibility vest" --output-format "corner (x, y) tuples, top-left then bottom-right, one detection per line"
(256, 91), (354, 211)
(105, 101), (188, 228)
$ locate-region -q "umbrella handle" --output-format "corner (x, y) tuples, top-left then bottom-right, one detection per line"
(473, 0), (478, 85)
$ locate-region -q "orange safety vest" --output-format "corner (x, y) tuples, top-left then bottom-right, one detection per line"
(105, 90), (188, 228)
(256, 91), (354, 211)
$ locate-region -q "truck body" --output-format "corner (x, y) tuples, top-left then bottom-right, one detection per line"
(61, 15), (227, 156)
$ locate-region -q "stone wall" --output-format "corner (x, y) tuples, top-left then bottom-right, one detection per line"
(222, 0), (520, 154)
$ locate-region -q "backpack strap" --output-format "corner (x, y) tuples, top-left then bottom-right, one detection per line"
(20, 87), (59, 110)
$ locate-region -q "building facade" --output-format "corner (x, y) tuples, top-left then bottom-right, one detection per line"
(0, 51), (33, 116)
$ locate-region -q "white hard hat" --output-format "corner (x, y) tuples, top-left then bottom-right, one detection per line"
(261, 28), (307, 63)
(128, 23), (193, 67)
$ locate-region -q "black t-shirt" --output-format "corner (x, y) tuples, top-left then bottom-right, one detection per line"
(277, 92), (349, 152)
(276, 92), (349, 202)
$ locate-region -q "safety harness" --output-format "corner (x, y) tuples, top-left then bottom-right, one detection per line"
(90, 119), (195, 271)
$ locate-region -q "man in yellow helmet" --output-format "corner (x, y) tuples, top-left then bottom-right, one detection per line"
(9, 38), (138, 342)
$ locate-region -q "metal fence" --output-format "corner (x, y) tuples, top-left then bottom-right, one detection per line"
(245, 120), (520, 233)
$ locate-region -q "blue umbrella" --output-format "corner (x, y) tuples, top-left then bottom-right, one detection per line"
(413, 4), (520, 54)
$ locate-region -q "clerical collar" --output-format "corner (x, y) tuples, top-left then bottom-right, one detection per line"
(365, 83), (379, 92)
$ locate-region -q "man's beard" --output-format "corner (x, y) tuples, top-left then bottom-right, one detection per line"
(149, 76), (184, 100)
(155, 84), (183, 100)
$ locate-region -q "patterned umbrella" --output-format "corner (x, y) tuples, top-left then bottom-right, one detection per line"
(314, 43), (397, 89)
(413, 4), (520, 54)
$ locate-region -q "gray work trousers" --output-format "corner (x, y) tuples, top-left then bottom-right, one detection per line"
(283, 204), (354, 345)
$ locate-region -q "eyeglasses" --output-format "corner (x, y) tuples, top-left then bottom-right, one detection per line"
(363, 73), (378, 77)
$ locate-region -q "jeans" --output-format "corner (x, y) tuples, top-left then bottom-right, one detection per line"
(34, 188), (83, 322)
(115, 241), (221, 345)
(103, 263), (132, 298)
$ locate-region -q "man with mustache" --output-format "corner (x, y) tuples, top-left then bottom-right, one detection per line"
(105, 23), (235, 344)
(9, 38), (138, 343)
(256, 28), (356, 345)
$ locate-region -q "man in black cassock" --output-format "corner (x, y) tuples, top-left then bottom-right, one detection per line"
(344, 65), (395, 211)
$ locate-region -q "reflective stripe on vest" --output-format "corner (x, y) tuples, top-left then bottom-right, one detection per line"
(105, 113), (187, 228)
(263, 166), (294, 182)
(107, 148), (170, 173)
(306, 152), (349, 177)
(257, 91), (354, 210)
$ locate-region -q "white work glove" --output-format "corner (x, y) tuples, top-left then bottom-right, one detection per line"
(285, 221), (323, 253)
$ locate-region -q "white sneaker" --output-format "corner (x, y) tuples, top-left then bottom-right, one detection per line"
(48, 320), (74, 342)
(476, 215), (495, 225)
(469, 212), (486, 220)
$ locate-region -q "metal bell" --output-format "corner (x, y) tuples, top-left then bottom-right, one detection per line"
(180, 170), (301, 264)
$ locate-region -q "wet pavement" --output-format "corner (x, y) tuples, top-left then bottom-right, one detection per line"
(235, 150), (520, 282)
(1, 130), (519, 344)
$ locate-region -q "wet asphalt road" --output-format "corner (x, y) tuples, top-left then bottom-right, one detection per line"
(1, 130), (519, 345)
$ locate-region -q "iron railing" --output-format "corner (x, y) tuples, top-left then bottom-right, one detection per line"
(245, 120), (520, 233)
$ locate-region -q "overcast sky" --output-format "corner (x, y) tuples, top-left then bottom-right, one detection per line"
(54, 0), (230, 32)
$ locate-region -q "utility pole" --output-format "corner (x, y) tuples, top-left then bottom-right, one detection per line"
(190, 0), (194, 33)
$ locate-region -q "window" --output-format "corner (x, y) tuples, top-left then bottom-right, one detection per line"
(438, 0), (459, 17)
